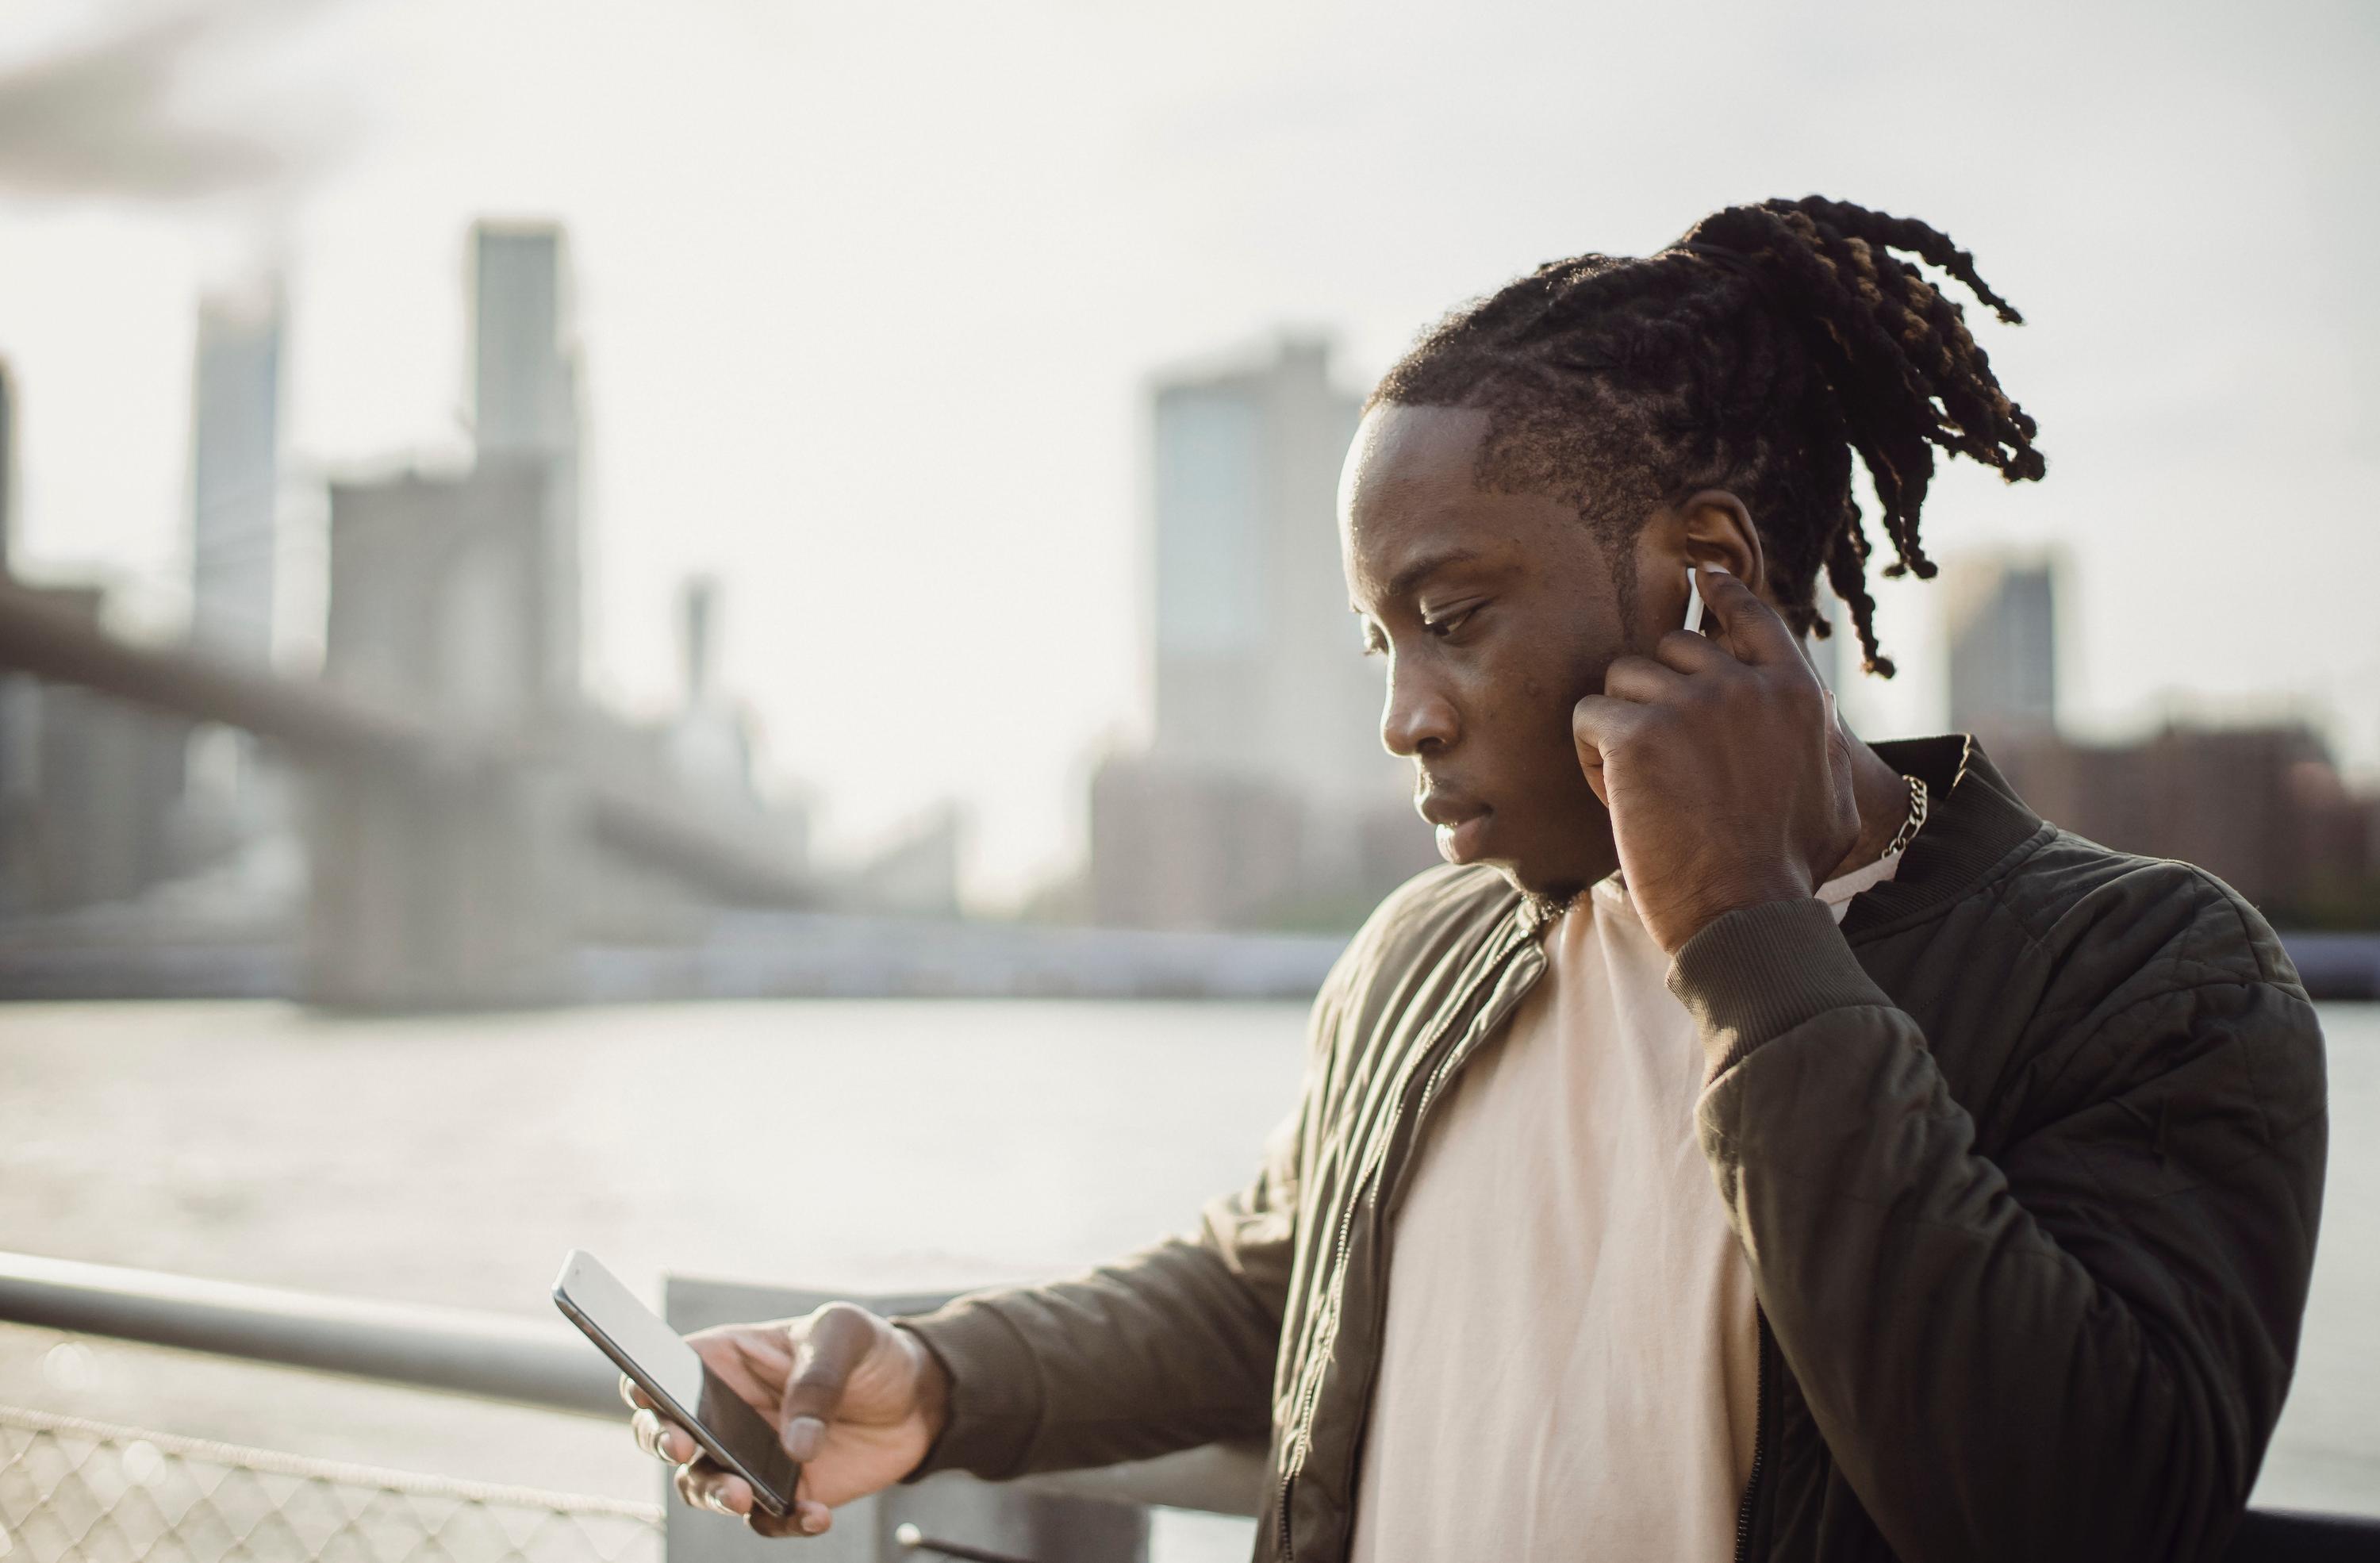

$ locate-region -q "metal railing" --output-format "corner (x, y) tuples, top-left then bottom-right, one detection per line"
(0, 1250), (1264, 1533)
(0, 1403), (662, 1563)
(9, 1250), (2374, 1562)
(0, 1251), (621, 1418)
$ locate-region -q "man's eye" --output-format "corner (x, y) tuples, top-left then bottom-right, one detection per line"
(1422, 606), (1478, 639)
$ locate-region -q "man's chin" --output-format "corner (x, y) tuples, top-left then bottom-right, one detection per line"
(1492, 847), (1616, 908)
(1503, 867), (1589, 908)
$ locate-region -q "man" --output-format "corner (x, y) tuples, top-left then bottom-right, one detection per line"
(628, 196), (2327, 1561)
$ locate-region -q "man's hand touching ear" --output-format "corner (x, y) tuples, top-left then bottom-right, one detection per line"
(1572, 563), (1860, 954)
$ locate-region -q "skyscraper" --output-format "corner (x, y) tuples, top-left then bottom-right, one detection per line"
(1150, 336), (1387, 806)
(1093, 336), (1432, 928)
(473, 223), (582, 700)
(1944, 553), (2057, 738)
(189, 286), (282, 662)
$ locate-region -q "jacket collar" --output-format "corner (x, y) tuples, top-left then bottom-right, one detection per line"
(1838, 733), (2048, 939)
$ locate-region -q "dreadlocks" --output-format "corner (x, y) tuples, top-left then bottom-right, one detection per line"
(1368, 195), (2045, 677)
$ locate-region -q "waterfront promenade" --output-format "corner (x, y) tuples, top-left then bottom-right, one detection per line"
(0, 997), (2372, 1553)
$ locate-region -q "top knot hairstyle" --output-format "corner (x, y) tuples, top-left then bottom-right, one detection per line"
(1369, 195), (2046, 677)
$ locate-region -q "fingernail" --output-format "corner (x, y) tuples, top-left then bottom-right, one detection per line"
(783, 1416), (823, 1461)
(1702, 563), (1731, 576)
(801, 1510), (827, 1535)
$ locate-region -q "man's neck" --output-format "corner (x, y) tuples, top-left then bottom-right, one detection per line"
(1825, 730), (1920, 885)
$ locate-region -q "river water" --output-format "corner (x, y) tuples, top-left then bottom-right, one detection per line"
(0, 998), (2372, 1553)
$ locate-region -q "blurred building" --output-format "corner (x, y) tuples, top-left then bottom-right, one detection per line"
(189, 286), (282, 663)
(0, 366), (195, 918)
(324, 460), (560, 722)
(473, 223), (583, 701)
(1938, 552), (2380, 920)
(176, 284), (296, 882)
(664, 576), (755, 805)
(311, 231), (817, 993)
(1995, 723), (2379, 922)
(321, 228), (585, 720)
(1091, 758), (1305, 929)
(1945, 553), (2057, 739)
(0, 587), (191, 916)
(1091, 336), (1434, 930)
(301, 225), (589, 1002)
(605, 575), (817, 924)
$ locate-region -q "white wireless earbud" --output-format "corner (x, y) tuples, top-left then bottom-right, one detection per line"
(1683, 563), (1731, 635)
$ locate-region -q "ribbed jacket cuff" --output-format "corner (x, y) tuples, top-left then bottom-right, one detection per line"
(893, 1297), (1046, 1482)
(1666, 896), (1893, 1080)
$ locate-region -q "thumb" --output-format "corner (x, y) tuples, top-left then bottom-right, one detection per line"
(1695, 561), (1800, 667)
(778, 1304), (877, 1461)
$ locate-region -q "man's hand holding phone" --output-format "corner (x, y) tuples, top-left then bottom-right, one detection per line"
(1572, 560), (1860, 954)
(626, 1304), (950, 1538)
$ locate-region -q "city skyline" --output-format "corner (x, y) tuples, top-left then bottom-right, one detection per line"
(0, 0), (2372, 908)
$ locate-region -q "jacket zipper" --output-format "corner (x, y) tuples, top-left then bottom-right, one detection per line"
(1276, 1154), (1375, 1561)
(1733, 1307), (1774, 1563)
(1274, 925), (1546, 1562)
(1276, 1150), (1379, 1563)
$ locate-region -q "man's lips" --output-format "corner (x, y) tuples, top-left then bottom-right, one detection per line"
(1418, 794), (1491, 864)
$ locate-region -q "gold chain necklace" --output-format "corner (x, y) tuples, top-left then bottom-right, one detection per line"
(1883, 774), (1930, 858)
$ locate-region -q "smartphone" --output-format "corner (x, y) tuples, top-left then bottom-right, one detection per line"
(551, 1250), (799, 1516)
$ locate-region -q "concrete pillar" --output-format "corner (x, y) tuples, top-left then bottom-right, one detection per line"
(301, 762), (574, 1008)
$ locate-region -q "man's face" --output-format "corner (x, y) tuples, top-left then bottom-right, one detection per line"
(1341, 402), (1656, 903)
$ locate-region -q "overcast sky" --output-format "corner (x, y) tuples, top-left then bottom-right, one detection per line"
(0, 0), (2374, 905)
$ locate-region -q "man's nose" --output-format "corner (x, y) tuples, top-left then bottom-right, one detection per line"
(1382, 666), (1457, 757)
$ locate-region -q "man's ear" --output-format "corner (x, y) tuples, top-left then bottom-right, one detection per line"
(1672, 489), (1766, 596)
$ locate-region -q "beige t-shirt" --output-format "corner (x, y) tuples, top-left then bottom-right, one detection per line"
(1348, 856), (1899, 1563)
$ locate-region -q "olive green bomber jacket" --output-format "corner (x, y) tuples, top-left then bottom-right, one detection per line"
(899, 735), (2328, 1562)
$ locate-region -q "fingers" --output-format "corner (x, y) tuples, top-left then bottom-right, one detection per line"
(1650, 627), (1731, 676)
(674, 1457), (727, 1514)
(751, 1500), (835, 1539)
(1602, 653), (1689, 705)
(674, 1457), (833, 1538)
(1571, 694), (1653, 807)
(631, 1407), (698, 1466)
(674, 1458), (765, 1525)
(778, 1304), (880, 1461)
(1693, 563), (1802, 667)
(626, 1373), (698, 1474)
(1572, 693), (1653, 754)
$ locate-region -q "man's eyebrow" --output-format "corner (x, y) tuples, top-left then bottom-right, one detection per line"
(1349, 547), (1487, 614)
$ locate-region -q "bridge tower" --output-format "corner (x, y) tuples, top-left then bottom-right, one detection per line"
(306, 225), (586, 1008)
